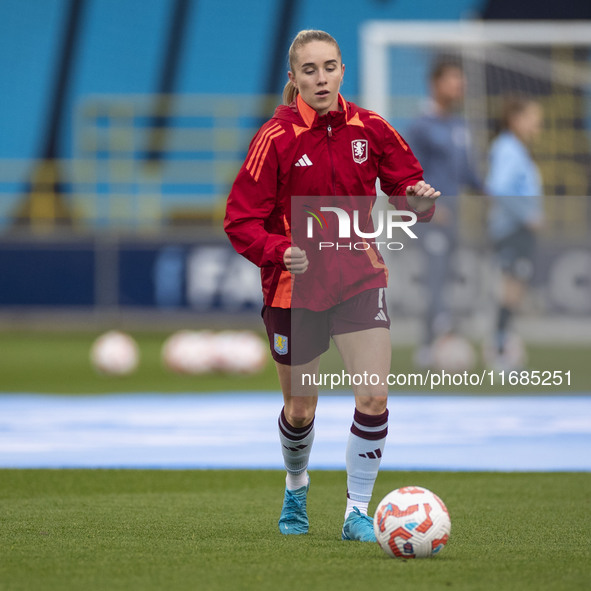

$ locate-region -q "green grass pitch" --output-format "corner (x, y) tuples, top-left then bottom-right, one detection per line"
(0, 333), (589, 589)
(0, 470), (589, 591)
(0, 331), (589, 393)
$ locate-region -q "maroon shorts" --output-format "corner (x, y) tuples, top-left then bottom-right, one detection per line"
(262, 287), (390, 366)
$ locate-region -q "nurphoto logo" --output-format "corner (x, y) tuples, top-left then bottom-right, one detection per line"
(304, 205), (418, 251)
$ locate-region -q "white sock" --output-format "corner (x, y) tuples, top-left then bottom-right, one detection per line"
(345, 408), (388, 519)
(345, 498), (369, 519)
(286, 471), (309, 491)
(278, 407), (314, 491)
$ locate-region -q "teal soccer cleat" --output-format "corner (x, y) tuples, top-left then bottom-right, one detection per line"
(278, 482), (309, 535)
(341, 507), (377, 542)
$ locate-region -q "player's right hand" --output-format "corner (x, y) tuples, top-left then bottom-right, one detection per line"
(284, 246), (309, 274)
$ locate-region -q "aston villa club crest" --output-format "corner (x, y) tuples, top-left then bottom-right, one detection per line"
(274, 333), (288, 355)
(351, 139), (368, 164)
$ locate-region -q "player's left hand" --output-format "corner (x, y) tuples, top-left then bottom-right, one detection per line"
(405, 181), (441, 212)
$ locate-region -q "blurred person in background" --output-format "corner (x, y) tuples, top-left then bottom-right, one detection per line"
(225, 30), (439, 542)
(486, 96), (544, 369)
(405, 59), (483, 368)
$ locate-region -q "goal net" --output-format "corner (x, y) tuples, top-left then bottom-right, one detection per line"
(360, 21), (591, 344)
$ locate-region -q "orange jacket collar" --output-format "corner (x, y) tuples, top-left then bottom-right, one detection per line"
(296, 93), (348, 129)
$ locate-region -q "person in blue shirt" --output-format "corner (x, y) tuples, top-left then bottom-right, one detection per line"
(486, 96), (544, 367)
(405, 59), (483, 367)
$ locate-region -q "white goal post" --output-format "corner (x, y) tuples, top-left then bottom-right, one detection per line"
(360, 19), (591, 211)
(360, 20), (591, 117)
(359, 21), (591, 344)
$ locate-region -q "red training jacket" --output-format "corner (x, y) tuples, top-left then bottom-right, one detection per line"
(224, 93), (434, 310)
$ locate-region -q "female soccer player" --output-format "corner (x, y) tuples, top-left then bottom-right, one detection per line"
(224, 30), (439, 541)
(486, 96), (544, 369)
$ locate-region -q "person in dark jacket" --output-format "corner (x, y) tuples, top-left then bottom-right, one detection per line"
(405, 59), (483, 368)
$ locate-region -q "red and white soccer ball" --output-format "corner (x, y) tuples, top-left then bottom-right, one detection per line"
(90, 330), (140, 376)
(162, 329), (268, 375)
(373, 486), (451, 559)
(431, 333), (476, 373)
(213, 330), (268, 374)
(161, 330), (217, 374)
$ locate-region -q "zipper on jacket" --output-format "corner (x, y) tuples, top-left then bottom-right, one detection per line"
(325, 119), (342, 301)
(326, 124), (337, 195)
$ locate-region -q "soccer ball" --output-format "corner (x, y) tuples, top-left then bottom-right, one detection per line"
(431, 333), (476, 373)
(374, 486), (451, 559)
(213, 330), (268, 374)
(161, 330), (216, 374)
(90, 330), (139, 376)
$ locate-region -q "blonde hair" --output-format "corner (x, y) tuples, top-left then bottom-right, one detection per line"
(282, 30), (342, 105)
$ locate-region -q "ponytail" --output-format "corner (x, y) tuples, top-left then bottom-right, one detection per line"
(283, 80), (298, 105)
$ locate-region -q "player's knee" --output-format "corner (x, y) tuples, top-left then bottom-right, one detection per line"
(356, 394), (388, 416)
(284, 402), (315, 428)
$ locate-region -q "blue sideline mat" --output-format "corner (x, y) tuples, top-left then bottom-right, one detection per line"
(0, 394), (589, 470)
